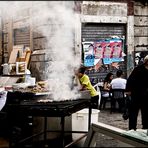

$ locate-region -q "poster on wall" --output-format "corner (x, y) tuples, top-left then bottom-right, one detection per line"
(103, 40), (113, 58)
(83, 38), (125, 67)
(83, 42), (95, 67)
(103, 39), (124, 64)
(93, 41), (104, 59)
(111, 39), (122, 58)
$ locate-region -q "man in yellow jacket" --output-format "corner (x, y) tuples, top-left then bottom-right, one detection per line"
(76, 66), (99, 109)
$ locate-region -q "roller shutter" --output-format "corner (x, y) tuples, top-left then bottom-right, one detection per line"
(82, 23), (127, 84)
(13, 27), (30, 47)
(82, 23), (126, 42)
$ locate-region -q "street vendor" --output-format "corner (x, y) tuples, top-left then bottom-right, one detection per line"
(75, 66), (99, 109)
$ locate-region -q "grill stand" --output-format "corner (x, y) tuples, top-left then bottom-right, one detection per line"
(6, 98), (92, 148)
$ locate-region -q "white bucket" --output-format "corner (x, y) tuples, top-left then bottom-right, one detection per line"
(72, 108), (100, 146)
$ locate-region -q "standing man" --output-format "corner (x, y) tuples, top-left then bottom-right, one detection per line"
(76, 66), (99, 109)
(126, 55), (148, 130)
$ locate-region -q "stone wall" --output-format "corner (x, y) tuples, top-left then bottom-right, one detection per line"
(0, 1), (148, 79)
(0, 2), (78, 80)
(0, 10), (2, 73)
(80, 1), (148, 77)
(30, 50), (52, 81)
(134, 2), (148, 51)
(82, 1), (127, 16)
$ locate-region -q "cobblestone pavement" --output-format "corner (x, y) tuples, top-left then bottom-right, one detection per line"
(95, 107), (142, 147)
(72, 106), (142, 147)
(0, 104), (143, 148)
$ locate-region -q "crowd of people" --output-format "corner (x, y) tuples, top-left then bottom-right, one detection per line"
(75, 54), (148, 131)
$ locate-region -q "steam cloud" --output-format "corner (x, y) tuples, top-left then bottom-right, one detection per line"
(0, 1), (81, 101)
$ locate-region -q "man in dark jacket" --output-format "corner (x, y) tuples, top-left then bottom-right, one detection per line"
(126, 55), (148, 130)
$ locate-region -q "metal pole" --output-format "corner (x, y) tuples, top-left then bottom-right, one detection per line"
(61, 116), (65, 148)
(88, 106), (92, 130)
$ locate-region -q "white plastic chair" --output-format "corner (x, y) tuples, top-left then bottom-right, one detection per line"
(93, 83), (101, 107)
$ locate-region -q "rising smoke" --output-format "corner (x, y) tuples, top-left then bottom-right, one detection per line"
(0, 1), (81, 101)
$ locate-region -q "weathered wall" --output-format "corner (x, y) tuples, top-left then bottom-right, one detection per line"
(1, 1), (78, 81)
(1, 2), (46, 79)
(81, 1), (127, 23)
(0, 1), (147, 80)
(80, 1), (130, 79)
(0, 10), (2, 73)
(29, 2), (49, 80)
(82, 1), (127, 16)
(80, 1), (148, 77)
(2, 4), (31, 64)
(124, 1), (148, 76)
(2, 21), (10, 63)
(30, 1), (77, 81)
(134, 2), (148, 51)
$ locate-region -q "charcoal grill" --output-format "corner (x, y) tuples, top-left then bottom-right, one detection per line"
(5, 91), (93, 147)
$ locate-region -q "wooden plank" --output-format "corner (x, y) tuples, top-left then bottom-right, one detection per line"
(25, 48), (31, 68)
(8, 45), (24, 64)
(8, 48), (19, 64)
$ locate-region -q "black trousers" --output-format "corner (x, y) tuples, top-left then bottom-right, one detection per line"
(129, 95), (148, 130)
(91, 95), (99, 109)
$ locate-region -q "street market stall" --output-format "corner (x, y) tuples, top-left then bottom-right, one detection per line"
(4, 91), (92, 148)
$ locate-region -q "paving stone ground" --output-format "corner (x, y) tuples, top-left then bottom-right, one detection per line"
(95, 104), (142, 147)
(74, 102), (142, 147)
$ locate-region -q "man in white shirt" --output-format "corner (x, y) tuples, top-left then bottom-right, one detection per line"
(110, 70), (127, 112)
(110, 70), (127, 89)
